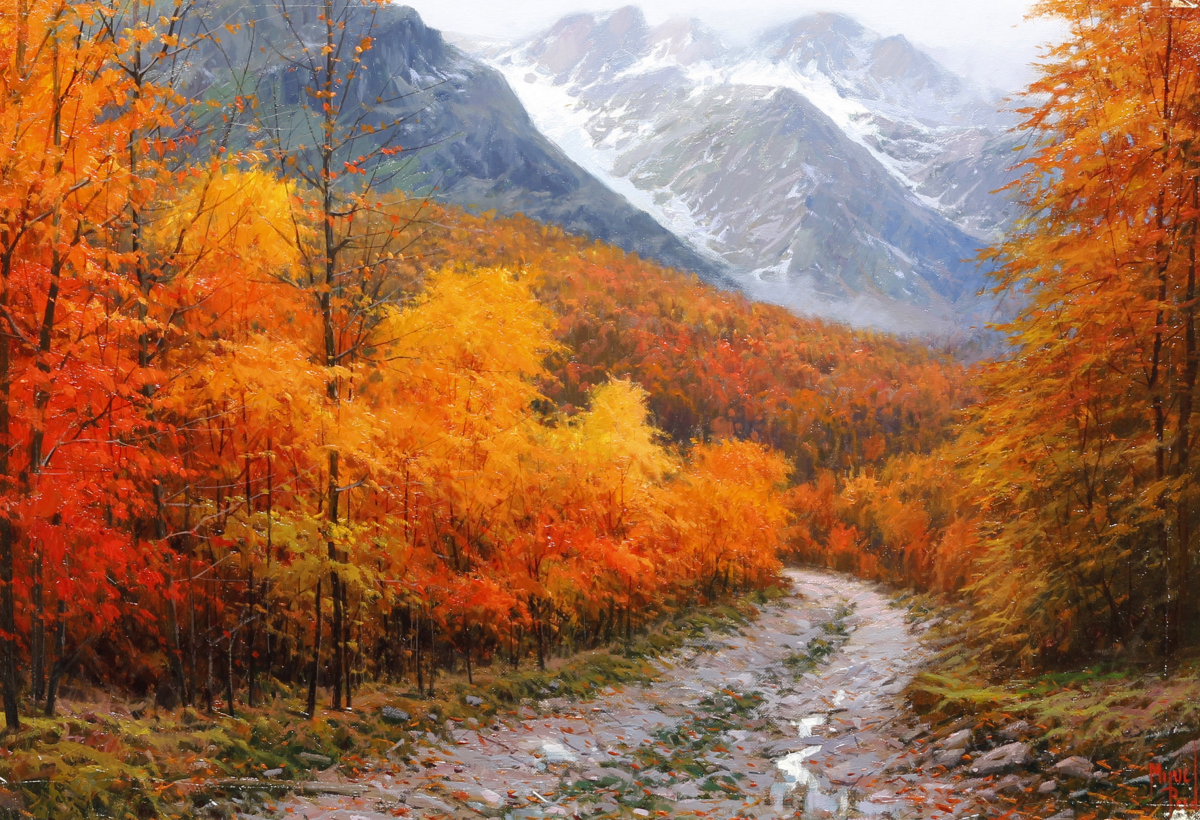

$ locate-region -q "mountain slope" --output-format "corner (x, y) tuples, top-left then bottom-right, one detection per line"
(183, 0), (727, 280)
(472, 7), (1021, 334)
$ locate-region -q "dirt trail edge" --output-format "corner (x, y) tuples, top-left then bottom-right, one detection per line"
(242, 569), (988, 820)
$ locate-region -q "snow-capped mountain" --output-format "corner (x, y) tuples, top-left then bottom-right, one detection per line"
(462, 7), (1023, 334)
(182, 1), (724, 280)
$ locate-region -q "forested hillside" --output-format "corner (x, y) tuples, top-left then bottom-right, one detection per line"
(0, 0), (972, 738)
(3, 0), (1199, 798)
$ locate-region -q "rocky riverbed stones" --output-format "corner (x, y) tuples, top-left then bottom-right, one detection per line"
(968, 741), (1032, 776)
(1051, 755), (1095, 781)
(238, 570), (1062, 820)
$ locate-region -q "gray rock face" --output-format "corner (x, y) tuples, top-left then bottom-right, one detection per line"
(474, 6), (1019, 334)
(176, 1), (726, 282)
(968, 742), (1032, 776)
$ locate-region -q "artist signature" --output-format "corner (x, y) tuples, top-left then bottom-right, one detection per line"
(1150, 747), (1200, 813)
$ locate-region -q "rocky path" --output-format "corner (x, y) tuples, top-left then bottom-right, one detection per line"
(243, 569), (999, 820)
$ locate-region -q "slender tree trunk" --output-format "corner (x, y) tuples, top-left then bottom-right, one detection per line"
(31, 553), (43, 703)
(0, 253), (20, 732)
(225, 631), (236, 716)
(1174, 176), (1200, 648)
(247, 566), (257, 708)
(43, 598), (66, 716)
(306, 576), (322, 717)
(414, 606), (423, 695)
(328, 453), (342, 710)
(464, 622), (473, 685)
(426, 612), (436, 697)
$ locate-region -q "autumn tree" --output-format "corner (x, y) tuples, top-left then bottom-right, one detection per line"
(963, 0), (1200, 663)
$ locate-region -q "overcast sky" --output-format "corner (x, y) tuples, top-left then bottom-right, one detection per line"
(401, 0), (1063, 92)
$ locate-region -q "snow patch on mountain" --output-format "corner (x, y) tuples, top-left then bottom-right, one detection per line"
(464, 7), (1016, 333)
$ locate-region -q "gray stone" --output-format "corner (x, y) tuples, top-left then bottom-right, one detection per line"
(995, 774), (1025, 793)
(465, 695), (484, 707)
(1169, 740), (1200, 761)
(939, 728), (971, 750)
(410, 793), (455, 813)
(1052, 756), (1094, 780)
(381, 706), (410, 724)
(297, 752), (332, 767)
(1045, 811), (1075, 820)
(999, 720), (1031, 741)
(931, 748), (966, 768)
(1038, 779), (1058, 793)
(968, 742), (1031, 776)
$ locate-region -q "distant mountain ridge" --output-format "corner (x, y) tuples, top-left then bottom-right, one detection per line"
(465, 6), (1023, 334)
(183, 0), (727, 280)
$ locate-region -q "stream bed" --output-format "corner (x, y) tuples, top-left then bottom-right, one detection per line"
(243, 569), (995, 820)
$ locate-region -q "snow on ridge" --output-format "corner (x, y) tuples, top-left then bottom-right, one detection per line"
(494, 46), (948, 224)
(494, 60), (728, 263)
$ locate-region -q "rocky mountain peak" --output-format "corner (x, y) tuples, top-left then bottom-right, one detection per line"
(756, 13), (871, 74)
(647, 17), (726, 66)
(524, 6), (649, 81)
(867, 34), (963, 99)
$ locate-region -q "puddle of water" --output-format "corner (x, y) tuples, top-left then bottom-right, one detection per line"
(796, 714), (826, 737)
(777, 745), (821, 788)
(773, 746), (821, 813)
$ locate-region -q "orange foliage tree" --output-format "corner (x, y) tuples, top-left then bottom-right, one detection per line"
(956, 0), (1200, 664)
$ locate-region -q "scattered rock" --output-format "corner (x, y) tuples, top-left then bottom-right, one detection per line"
(1038, 779), (1058, 794)
(1052, 756), (1095, 781)
(931, 749), (966, 768)
(297, 752), (332, 767)
(410, 793), (455, 814)
(999, 720), (1031, 741)
(939, 729), (971, 750)
(261, 768), (284, 778)
(381, 706), (410, 724)
(1045, 811), (1075, 820)
(968, 742), (1031, 776)
(995, 774), (1027, 793)
(465, 695), (484, 707)
(1169, 740), (1200, 761)
(457, 784), (505, 817)
(1068, 788), (1089, 800)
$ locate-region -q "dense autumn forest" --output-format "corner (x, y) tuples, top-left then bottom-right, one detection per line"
(1, 0), (1199, 753)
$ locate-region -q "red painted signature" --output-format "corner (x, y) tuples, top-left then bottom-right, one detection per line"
(1150, 746), (1200, 811)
